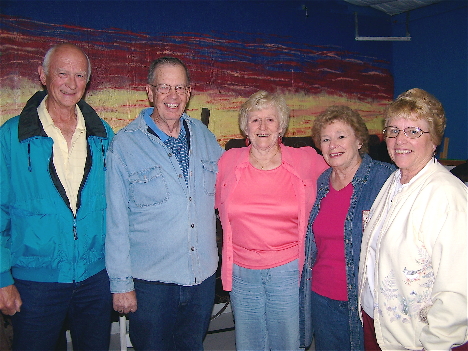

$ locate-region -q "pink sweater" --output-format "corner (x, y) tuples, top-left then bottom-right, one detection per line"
(215, 144), (328, 291)
(230, 164), (300, 269)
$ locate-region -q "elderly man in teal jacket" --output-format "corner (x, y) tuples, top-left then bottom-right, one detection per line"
(0, 43), (114, 351)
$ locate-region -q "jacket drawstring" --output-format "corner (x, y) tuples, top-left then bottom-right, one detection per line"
(101, 142), (107, 170)
(27, 141), (32, 172)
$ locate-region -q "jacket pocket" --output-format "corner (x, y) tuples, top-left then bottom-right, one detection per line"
(201, 160), (217, 196)
(10, 200), (69, 267)
(129, 166), (169, 207)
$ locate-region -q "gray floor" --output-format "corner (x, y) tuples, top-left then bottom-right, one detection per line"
(204, 311), (236, 351)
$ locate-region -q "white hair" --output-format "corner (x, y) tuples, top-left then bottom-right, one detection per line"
(42, 43), (92, 82)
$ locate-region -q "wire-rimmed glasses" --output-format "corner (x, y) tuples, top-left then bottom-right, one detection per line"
(149, 84), (190, 95)
(383, 126), (430, 139)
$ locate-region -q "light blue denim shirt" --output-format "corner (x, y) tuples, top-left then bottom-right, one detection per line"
(105, 108), (223, 293)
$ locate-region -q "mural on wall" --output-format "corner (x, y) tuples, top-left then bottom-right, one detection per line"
(1, 14), (393, 147)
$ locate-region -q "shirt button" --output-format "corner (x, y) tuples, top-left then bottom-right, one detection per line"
(191, 247), (195, 251)
(191, 223), (195, 228)
(179, 174), (183, 178)
(168, 153), (172, 157)
(189, 197), (192, 201)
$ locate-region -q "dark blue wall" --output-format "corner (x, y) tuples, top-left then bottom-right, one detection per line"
(1, 0), (466, 159)
(392, 1), (468, 160)
(0, 1), (391, 57)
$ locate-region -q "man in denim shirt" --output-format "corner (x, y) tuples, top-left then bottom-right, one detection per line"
(105, 57), (223, 350)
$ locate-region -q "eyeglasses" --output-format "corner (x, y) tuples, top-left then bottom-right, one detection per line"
(149, 84), (190, 95)
(383, 126), (430, 139)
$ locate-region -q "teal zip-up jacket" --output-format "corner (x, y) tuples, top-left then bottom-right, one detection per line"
(0, 91), (114, 287)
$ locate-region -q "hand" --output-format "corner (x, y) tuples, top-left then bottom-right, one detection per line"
(113, 291), (137, 314)
(0, 285), (22, 315)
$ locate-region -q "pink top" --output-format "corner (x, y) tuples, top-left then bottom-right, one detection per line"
(311, 182), (353, 301)
(216, 144), (328, 291)
(229, 164), (299, 269)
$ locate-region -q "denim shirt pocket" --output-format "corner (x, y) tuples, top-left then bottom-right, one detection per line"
(129, 166), (169, 207)
(201, 160), (218, 196)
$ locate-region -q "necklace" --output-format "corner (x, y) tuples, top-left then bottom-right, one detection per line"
(250, 146), (280, 170)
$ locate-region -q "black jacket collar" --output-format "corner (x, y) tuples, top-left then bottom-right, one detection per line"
(18, 90), (108, 141)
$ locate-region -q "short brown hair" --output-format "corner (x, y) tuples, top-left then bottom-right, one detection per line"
(311, 105), (369, 155)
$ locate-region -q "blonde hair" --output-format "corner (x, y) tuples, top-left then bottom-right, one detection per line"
(384, 88), (446, 146)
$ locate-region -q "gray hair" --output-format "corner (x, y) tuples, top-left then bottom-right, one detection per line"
(238, 90), (290, 137)
(147, 57), (190, 85)
(42, 43), (92, 82)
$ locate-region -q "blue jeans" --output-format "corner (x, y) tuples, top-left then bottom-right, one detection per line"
(11, 269), (112, 351)
(230, 260), (300, 351)
(310, 291), (350, 351)
(128, 274), (215, 351)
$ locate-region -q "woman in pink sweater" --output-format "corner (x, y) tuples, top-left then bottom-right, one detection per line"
(215, 91), (328, 350)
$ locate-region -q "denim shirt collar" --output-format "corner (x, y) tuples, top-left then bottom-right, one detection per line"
(142, 108), (169, 142)
(130, 107), (191, 135)
(141, 108), (190, 141)
(317, 153), (374, 193)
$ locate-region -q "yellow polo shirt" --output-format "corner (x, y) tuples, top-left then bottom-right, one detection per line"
(38, 98), (87, 215)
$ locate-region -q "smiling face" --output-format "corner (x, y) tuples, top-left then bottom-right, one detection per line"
(38, 44), (89, 110)
(146, 63), (191, 128)
(385, 116), (436, 182)
(320, 120), (362, 171)
(246, 105), (282, 151)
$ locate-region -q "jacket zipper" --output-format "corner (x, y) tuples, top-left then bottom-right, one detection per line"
(73, 217), (78, 240)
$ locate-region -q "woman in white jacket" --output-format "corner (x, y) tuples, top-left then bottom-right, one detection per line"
(358, 88), (468, 351)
